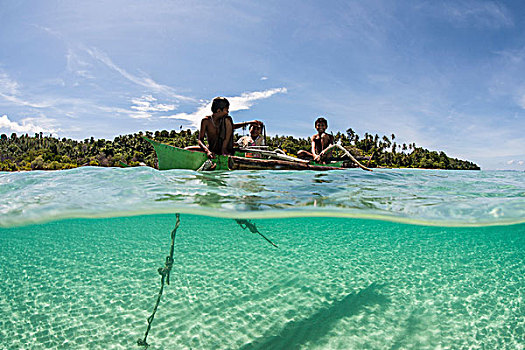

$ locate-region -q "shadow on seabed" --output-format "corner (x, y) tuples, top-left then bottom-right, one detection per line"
(240, 282), (389, 350)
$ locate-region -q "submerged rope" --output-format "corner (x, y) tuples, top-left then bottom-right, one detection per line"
(235, 219), (278, 248)
(137, 216), (275, 348)
(137, 214), (181, 349)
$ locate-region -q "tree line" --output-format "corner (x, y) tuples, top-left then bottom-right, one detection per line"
(0, 129), (480, 171)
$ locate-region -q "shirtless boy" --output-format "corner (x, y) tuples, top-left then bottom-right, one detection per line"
(297, 117), (334, 162)
(187, 97), (262, 158)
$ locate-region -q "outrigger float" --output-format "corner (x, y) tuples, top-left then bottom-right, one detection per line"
(143, 137), (372, 171)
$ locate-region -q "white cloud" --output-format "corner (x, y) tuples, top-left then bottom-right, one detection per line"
(66, 49), (95, 79)
(507, 159), (525, 166)
(0, 70), (53, 108)
(438, 1), (513, 28)
(83, 47), (195, 102)
(0, 72), (19, 95)
(161, 88), (287, 127)
(34, 24), (64, 39)
(229, 88), (287, 111)
(495, 47), (525, 64)
(0, 93), (53, 108)
(125, 95), (177, 119)
(518, 94), (525, 109)
(161, 102), (210, 126)
(0, 115), (56, 134)
(130, 95), (176, 113)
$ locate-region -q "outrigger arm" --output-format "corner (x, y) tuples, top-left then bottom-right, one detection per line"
(318, 144), (373, 171)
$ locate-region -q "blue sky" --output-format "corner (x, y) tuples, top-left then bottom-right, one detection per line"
(1, 0), (524, 169)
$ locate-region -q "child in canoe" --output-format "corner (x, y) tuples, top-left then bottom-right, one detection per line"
(297, 117), (334, 163)
(186, 97), (262, 158)
(237, 122), (265, 147)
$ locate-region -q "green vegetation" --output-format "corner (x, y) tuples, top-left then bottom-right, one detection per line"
(0, 129), (479, 171)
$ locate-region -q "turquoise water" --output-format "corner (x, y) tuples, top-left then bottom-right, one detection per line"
(1, 168), (524, 349)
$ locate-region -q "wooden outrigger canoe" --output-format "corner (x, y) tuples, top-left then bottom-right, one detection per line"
(143, 137), (348, 171)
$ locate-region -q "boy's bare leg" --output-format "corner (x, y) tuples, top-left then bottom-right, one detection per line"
(297, 150), (313, 159)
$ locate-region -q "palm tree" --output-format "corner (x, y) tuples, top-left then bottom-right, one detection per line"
(346, 128), (355, 143)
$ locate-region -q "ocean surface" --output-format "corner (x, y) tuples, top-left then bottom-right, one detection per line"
(0, 167), (524, 349)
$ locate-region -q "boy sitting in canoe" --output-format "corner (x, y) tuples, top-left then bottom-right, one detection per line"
(186, 97), (262, 158)
(297, 117), (334, 163)
(237, 123), (265, 147)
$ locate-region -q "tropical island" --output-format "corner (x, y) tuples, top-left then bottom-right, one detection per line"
(0, 129), (480, 171)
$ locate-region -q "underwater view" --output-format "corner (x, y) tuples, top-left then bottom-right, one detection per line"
(1, 167), (524, 349)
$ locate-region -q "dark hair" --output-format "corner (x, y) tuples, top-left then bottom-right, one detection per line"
(211, 97), (230, 113)
(315, 117), (328, 126)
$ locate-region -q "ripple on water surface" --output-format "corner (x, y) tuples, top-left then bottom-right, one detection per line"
(0, 167), (524, 227)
